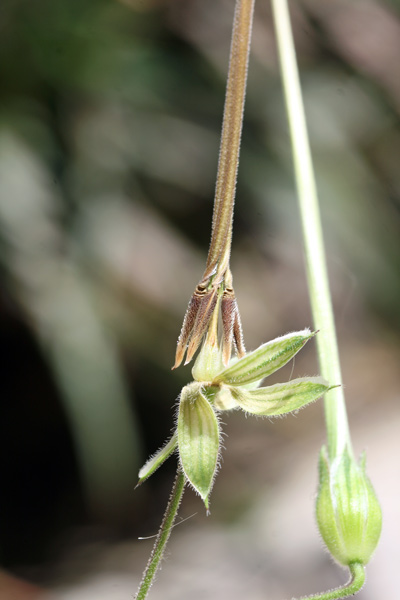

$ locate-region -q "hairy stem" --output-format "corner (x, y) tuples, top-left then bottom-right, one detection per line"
(296, 562), (365, 600)
(135, 470), (186, 600)
(173, 0), (253, 369)
(204, 0), (255, 281)
(271, 0), (352, 461)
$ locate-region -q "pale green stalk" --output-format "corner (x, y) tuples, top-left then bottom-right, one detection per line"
(270, 0), (351, 462)
(271, 1), (368, 598)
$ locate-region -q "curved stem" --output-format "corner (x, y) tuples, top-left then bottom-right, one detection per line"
(295, 562), (365, 600)
(135, 470), (186, 600)
(270, 0), (352, 461)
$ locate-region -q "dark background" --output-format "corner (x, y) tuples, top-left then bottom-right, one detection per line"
(0, 0), (399, 598)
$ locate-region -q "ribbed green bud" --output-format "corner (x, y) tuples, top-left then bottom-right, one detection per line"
(316, 446), (382, 566)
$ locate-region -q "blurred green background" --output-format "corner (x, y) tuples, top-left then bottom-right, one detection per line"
(0, 0), (399, 598)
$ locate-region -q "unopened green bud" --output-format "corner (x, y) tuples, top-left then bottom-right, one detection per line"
(316, 446), (382, 566)
(177, 383), (220, 509)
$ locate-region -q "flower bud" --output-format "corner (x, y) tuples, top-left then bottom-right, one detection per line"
(316, 446), (382, 566)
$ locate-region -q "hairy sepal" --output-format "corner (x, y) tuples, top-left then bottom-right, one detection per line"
(231, 376), (330, 416)
(137, 433), (178, 485)
(178, 383), (220, 509)
(212, 329), (314, 386)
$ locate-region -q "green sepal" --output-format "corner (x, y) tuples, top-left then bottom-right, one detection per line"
(231, 377), (330, 416)
(177, 383), (220, 508)
(137, 433), (178, 486)
(212, 329), (314, 386)
(316, 446), (382, 566)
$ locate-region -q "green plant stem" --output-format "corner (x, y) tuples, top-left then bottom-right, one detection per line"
(204, 0), (255, 281)
(270, 0), (351, 461)
(135, 470), (186, 600)
(297, 562), (365, 600)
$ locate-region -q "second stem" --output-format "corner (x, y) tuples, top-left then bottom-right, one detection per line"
(271, 0), (352, 460)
